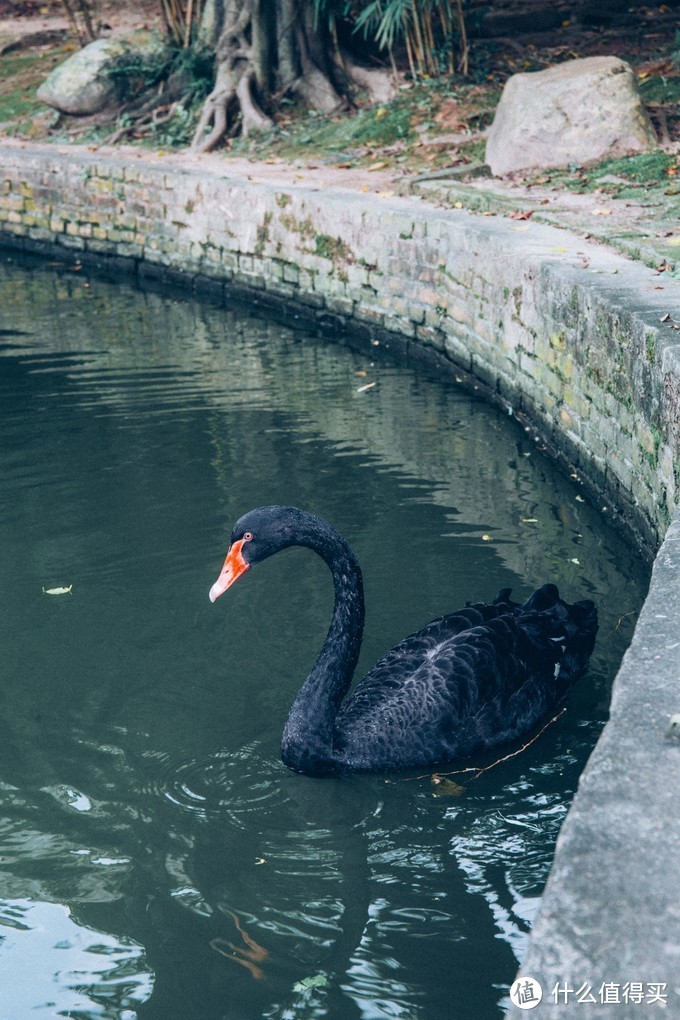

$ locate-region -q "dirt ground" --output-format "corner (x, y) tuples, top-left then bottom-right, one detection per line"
(0, 0), (160, 36)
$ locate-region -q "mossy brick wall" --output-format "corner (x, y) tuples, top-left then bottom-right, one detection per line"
(1, 143), (679, 548)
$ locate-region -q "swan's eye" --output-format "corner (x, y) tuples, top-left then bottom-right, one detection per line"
(243, 531), (253, 542)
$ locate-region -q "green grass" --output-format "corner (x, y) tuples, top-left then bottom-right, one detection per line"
(228, 79), (497, 172)
(531, 150), (680, 201)
(0, 46), (70, 127)
(229, 92), (418, 166)
(594, 151), (678, 183)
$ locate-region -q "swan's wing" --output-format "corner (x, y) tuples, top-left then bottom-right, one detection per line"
(349, 601), (517, 688)
(333, 587), (596, 771)
(335, 612), (552, 768)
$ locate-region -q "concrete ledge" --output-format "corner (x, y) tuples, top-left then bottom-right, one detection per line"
(508, 514), (680, 1016)
(1, 141), (680, 1013)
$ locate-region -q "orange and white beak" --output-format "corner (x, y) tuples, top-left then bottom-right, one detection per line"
(209, 539), (250, 602)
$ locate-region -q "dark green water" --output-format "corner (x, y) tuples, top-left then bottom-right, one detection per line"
(0, 254), (648, 1019)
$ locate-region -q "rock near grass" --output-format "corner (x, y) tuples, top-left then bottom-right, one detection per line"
(36, 30), (170, 116)
(486, 56), (657, 176)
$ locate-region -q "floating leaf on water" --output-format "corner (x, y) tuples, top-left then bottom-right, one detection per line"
(431, 776), (465, 797)
(293, 974), (330, 992)
(42, 585), (73, 595)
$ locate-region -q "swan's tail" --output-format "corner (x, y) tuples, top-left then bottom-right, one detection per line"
(517, 583), (599, 687)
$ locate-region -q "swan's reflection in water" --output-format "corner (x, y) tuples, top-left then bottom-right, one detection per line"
(93, 738), (569, 1019)
(0, 737), (549, 1018)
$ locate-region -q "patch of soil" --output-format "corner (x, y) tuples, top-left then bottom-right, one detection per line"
(0, 0), (160, 42)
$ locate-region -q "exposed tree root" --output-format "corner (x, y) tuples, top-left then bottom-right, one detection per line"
(191, 0), (349, 153)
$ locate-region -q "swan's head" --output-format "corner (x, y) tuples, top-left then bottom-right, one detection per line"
(209, 506), (313, 603)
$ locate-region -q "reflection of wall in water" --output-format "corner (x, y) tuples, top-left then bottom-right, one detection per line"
(1, 262), (640, 609)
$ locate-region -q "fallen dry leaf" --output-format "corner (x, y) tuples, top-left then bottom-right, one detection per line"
(431, 776), (466, 797)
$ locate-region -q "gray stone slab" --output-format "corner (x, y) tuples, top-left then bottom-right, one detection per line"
(507, 512), (680, 1016)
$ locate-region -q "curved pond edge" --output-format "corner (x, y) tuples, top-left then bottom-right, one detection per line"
(2, 141), (680, 1014)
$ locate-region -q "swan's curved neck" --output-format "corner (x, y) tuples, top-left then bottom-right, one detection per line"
(280, 519), (364, 775)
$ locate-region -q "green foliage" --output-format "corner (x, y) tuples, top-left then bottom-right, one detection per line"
(354, 0), (414, 52)
(638, 72), (680, 106)
(105, 54), (169, 103)
(318, 0), (468, 78)
(169, 43), (215, 100)
(105, 40), (213, 104)
(314, 233), (354, 261)
(105, 43), (214, 148)
(149, 102), (199, 147)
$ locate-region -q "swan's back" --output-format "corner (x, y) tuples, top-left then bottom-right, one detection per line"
(333, 585), (598, 772)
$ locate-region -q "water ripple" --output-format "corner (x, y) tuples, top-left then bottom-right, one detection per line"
(138, 744), (289, 828)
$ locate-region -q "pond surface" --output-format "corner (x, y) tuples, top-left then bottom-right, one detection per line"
(0, 254), (649, 1020)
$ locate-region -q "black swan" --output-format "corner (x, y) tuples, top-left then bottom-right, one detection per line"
(209, 506), (598, 777)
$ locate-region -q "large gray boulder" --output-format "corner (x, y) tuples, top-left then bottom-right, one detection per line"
(486, 56), (657, 176)
(37, 30), (170, 116)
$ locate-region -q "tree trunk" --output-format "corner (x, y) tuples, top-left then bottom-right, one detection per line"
(275, 0), (344, 112)
(191, 0), (346, 153)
